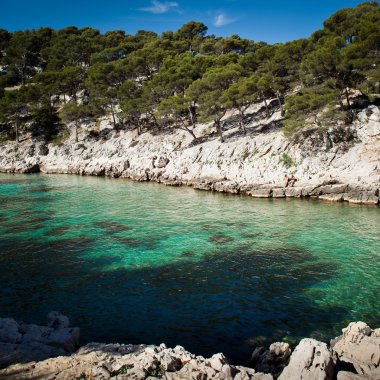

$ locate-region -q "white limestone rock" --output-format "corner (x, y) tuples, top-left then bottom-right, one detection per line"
(331, 322), (380, 379)
(207, 352), (228, 371)
(336, 371), (370, 380)
(278, 338), (334, 380)
(1, 105), (379, 195)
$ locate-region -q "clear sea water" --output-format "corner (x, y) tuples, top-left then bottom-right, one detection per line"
(0, 173), (379, 364)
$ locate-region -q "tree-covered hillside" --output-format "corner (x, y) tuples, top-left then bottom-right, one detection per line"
(0, 1), (379, 143)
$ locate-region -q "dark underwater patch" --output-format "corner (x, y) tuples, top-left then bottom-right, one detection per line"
(20, 185), (61, 193)
(4, 212), (54, 234)
(240, 233), (260, 239)
(113, 236), (141, 246)
(0, 178), (32, 185)
(95, 221), (131, 234)
(225, 221), (248, 228)
(0, 196), (51, 203)
(0, 235), (360, 366)
(46, 225), (73, 236)
(208, 233), (235, 244)
(201, 224), (219, 231)
(5, 221), (45, 233)
(180, 250), (196, 257)
(270, 232), (287, 238)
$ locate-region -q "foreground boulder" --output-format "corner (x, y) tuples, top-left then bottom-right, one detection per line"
(250, 342), (291, 377)
(331, 322), (380, 379)
(278, 338), (334, 380)
(0, 311), (80, 368)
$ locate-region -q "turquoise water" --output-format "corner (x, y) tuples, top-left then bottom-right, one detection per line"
(0, 173), (379, 363)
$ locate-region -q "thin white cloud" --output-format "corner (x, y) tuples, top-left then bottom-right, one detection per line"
(140, 1), (179, 14)
(213, 12), (236, 27)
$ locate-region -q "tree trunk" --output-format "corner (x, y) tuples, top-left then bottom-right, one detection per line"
(21, 59), (26, 86)
(75, 121), (78, 143)
(110, 105), (117, 128)
(188, 105), (196, 129)
(263, 97), (270, 119)
(151, 113), (159, 129)
(314, 114), (322, 127)
(215, 119), (224, 143)
(345, 87), (351, 109)
(276, 92), (284, 116)
(182, 124), (197, 140)
(238, 109), (246, 135)
(15, 119), (19, 143)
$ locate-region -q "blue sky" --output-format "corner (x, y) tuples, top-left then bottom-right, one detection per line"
(0, 0), (365, 43)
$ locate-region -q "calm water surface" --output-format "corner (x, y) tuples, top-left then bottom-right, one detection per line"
(0, 173), (379, 364)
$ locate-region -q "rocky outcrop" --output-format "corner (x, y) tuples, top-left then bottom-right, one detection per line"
(278, 339), (334, 380)
(250, 342), (291, 377)
(0, 106), (379, 205)
(0, 342), (273, 380)
(0, 312), (80, 368)
(190, 181), (379, 204)
(0, 319), (379, 379)
(331, 322), (380, 379)
(276, 322), (380, 380)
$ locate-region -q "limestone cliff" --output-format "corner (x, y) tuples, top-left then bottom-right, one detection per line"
(0, 105), (379, 204)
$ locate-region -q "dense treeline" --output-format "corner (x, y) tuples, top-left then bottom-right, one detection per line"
(0, 1), (379, 143)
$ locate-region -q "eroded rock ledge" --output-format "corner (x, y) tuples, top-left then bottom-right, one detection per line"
(0, 314), (379, 380)
(186, 181), (379, 205)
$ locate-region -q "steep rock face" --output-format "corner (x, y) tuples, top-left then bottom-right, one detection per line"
(0, 107), (379, 195)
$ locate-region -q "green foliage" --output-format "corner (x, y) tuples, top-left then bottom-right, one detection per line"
(30, 104), (60, 139)
(59, 103), (91, 142)
(0, 1), (378, 144)
(283, 86), (340, 136)
(279, 153), (295, 168)
(116, 364), (133, 375)
(0, 88), (30, 142)
(187, 64), (242, 122)
(59, 103), (90, 124)
(149, 364), (166, 378)
(51, 128), (70, 146)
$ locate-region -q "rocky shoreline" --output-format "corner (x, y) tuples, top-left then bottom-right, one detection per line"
(0, 313), (379, 379)
(0, 105), (379, 206)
